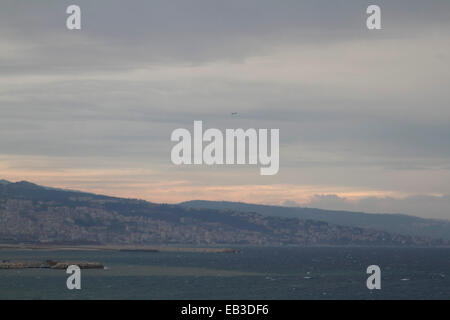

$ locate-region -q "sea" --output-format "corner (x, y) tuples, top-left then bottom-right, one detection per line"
(0, 246), (449, 300)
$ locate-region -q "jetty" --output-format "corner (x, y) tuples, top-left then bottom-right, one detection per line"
(46, 260), (104, 269)
(0, 261), (48, 269)
(0, 260), (104, 270)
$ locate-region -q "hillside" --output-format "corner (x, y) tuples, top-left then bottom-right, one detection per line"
(0, 180), (447, 246)
(180, 200), (450, 240)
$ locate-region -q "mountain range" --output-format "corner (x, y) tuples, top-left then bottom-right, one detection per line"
(180, 200), (450, 240)
(0, 179), (448, 246)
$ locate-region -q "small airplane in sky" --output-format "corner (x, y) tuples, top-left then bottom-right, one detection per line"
(231, 112), (238, 116)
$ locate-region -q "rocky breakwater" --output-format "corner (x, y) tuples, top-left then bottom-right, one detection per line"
(46, 260), (104, 269)
(0, 260), (48, 269)
(0, 259), (104, 269)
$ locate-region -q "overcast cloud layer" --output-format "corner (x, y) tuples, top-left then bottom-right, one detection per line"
(1, 0), (449, 219)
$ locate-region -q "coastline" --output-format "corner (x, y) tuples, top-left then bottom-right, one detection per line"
(0, 244), (239, 254)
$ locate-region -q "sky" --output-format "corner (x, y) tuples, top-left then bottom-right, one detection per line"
(1, 0), (450, 219)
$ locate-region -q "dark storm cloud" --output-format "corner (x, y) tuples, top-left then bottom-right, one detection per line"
(1, 0), (449, 74)
(1, 1), (450, 218)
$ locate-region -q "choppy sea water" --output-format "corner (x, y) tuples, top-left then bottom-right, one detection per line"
(0, 247), (449, 299)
